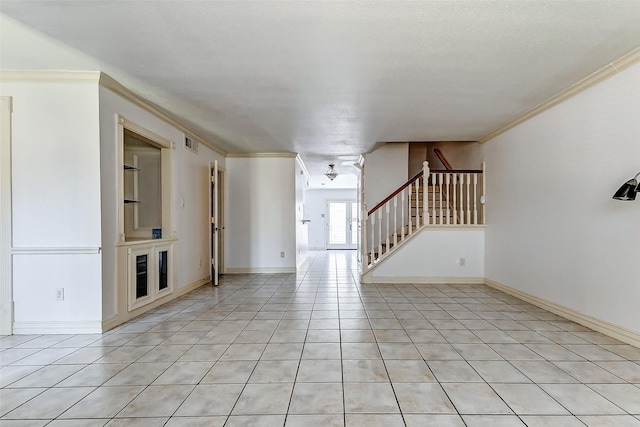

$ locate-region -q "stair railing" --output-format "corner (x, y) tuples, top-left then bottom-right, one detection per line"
(362, 161), (485, 271)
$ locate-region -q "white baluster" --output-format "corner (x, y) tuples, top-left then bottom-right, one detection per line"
(466, 173), (471, 224)
(393, 195), (398, 247)
(385, 201), (390, 253)
(431, 173), (436, 225)
(378, 209), (382, 259)
(473, 173), (478, 225)
(401, 189), (405, 240)
(408, 183), (413, 235)
(459, 174), (464, 224)
(438, 173), (443, 224)
(445, 174), (451, 225)
(415, 179), (420, 228)
(452, 173), (458, 225)
(370, 213), (375, 263)
(362, 214), (368, 267)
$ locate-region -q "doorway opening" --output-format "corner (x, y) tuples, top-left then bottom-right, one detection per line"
(209, 162), (225, 285)
(327, 200), (358, 250)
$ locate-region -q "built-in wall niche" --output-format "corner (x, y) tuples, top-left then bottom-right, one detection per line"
(117, 116), (175, 243)
(123, 129), (162, 240)
(116, 115), (176, 313)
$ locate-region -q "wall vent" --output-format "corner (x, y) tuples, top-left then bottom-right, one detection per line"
(184, 136), (198, 154)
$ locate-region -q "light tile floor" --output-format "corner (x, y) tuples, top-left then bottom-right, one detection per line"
(1, 250), (640, 426)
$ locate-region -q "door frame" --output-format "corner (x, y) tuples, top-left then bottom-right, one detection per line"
(209, 162), (226, 285)
(326, 199), (358, 250)
(0, 97), (13, 335)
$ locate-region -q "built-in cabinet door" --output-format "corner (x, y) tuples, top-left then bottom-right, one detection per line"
(128, 243), (173, 311)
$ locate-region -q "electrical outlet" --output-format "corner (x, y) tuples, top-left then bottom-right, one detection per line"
(56, 288), (64, 301)
(280, 252), (285, 258)
(459, 258), (466, 266)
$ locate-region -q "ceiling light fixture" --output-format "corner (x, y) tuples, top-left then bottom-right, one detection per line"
(325, 164), (338, 181)
(613, 172), (640, 201)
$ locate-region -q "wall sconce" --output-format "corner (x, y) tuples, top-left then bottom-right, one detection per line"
(325, 164), (338, 181)
(612, 172), (640, 201)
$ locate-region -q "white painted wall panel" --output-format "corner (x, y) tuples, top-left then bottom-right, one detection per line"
(13, 254), (102, 323)
(9, 82), (101, 247)
(226, 157), (296, 271)
(363, 143), (408, 209)
(477, 62), (640, 332)
(372, 229), (484, 279)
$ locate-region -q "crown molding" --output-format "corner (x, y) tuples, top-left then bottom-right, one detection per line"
(227, 152), (297, 158)
(98, 73), (227, 156)
(0, 69), (101, 84)
(479, 47), (640, 143)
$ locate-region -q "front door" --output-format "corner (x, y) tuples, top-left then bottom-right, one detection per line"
(327, 200), (358, 250)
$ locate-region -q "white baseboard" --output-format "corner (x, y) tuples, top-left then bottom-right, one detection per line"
(363, 276), (485, 285)
(102, 315), (119, 332)
(13, 321), (103, 335)
(485, 279), (640, 348)
(226, 267), (296, 274)
(176, 277), (211, 297)
(102, 276), (211, 333)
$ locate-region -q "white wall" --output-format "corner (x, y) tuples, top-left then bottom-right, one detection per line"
(363, 143), (408, 209)
(2, 80), (103, 332)
(306, 189), (358, 250)
(368, 229), (484, 282)
(226, 157), (297, 272)
(99, 86), (225, 321)
(476, 62), (640, 333)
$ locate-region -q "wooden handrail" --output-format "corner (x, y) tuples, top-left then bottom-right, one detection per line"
(434, 148), (452, 170)
(368, 171), (423, 215)
(367, 169), (483, 216)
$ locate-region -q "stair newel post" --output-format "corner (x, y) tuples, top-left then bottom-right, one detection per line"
(473, 173), (478, 225)
(400, 189), (405, 241)
(393, 195), (398, 247)
(466, 173), (471, 224)
(422, 161), (429, 225)
(362, 205), (368, 267)
(377, 209), (383, 259)
(452, 173), (458, 225)
(459, 173), (464, 224)
(385, 201), (390, 253)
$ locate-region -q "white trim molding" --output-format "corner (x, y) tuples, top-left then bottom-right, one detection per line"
(485, 279), (640, 348)
(0, 70), (101, 84)
(363, 277), (485, 285)
(13, 321), (103, 335)
(226, 152), (297, 158)
(12, 247), (101, 255)
(0, 96), (13, 335)
(226, 267), (297, 274)
(479, 47), (640, 143)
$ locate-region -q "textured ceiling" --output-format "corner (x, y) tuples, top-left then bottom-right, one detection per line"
(1, 1), (640, 179)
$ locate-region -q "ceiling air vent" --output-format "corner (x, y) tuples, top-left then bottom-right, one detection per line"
(184, 136), (198, 154)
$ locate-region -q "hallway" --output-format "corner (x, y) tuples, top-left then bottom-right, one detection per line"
(1, 250), (640, 426)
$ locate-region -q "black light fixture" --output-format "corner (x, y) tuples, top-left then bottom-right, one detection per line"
(325, 164), (338, 181)
(613, 172), (640, 201)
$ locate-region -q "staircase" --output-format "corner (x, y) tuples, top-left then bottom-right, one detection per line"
(362, 161), (485, 273)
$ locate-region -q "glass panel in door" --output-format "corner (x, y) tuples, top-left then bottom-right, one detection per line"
(327, 201), (358, 250)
